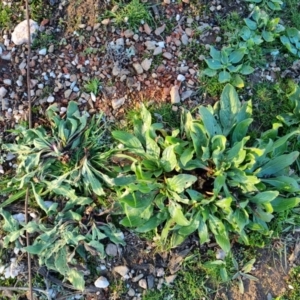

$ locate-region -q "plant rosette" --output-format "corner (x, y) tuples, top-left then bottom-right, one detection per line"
(112, 85), (300, 253)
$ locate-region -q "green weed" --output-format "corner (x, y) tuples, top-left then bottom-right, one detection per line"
(84, 78), (102, 95)
(0, 3), (13, 28)
(32, 32), (57, 50)
(113, 0), (153, 29)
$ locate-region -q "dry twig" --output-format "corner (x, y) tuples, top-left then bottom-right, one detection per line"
(25, 0), (33, 299)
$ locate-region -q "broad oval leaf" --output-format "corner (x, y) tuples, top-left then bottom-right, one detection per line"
(168, 201), (190, 226)
(219, 84), (240, 136)
(166, 174), (197, 193)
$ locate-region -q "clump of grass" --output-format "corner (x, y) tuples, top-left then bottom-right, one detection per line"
(32, 32), (57, 50)
(84, 78), (102, 95)
(113, 0), (153, 29)
(0, 3), (13, 28)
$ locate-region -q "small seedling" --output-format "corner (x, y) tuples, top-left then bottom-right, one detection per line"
(84, 78), (102, 96)
(232, 258), (258, 293)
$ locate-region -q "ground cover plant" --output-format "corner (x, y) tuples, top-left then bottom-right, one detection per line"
(1, 0), (300, 299)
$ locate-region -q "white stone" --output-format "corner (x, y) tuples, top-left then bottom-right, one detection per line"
(3, 79), (12, 85)
(12, 20), (39, 45)
(141, 58), (152, 71)
(177, 74), (185, 81)
(47, 95), (55, 103)
(94, 276), (109, 288)
(39, 48), (47, 55)
(0, 87), (8, 98)
(170, 86), (180, 104)
(156, 41), (165, 48)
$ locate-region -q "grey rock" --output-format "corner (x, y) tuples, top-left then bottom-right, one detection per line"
(141, 58), (152, 71)
(181, 90), (193, 100)
(162, 52), (172, 60)
(147, 275), (155, 289)
(12, 19), (39, 45)
(181, 34), (189, 45)
(94, 276), (109, 288)
(170, 86), (180, 104)
(64, 89), (72, 98)
(112, 64), (121, 76)
(48, 44), (54, 53)
(185, 28), (193, 36)
(153, 47), (162, 56)
(128, 288), (135, 297)
(156, 268), (165, 277)
(113, 265), (129, 277)
(155, 24), (166, 36)
(132, 273), (144, 282)
(105, 243), (118, 257)
(124, 29), (134, 38)
(133, 63), (143, 74)
(145, 41), (156, 50)
(0, 87), (8, 98)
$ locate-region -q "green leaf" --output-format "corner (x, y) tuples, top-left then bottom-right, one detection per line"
(145, 133), (160, 159)
(239, 65), (254, 75)
(180, 147), (194, 167)
(120, 190), (156, 208)
(198, 218), (209, 244)
(272, 197), (300, 212)
(231, 118), (253, 143)
(202, 68), (217, 77)
(218, 70), (231, 83)
(244, 18), (257, 30)
(112, 131), (144, 154)
(229, 49), (245, 64)
(31, 183), (50, 214)
(24, 242), (47, 255)
(168, 201), (190, 226)
(210, 46), (221, 60)
(215, 234), (231, 253)
(198, 106), (222, 137)
(55, 248), (69, 276)
(231, 74), (244, 88)
(67, 269), (85, 291)
(135, 214), (166, 233)
(257, 151), (299, 177)
(166, 174), (197, 193)
(219, 84), (240, 136)
(262, 30), (274, 42)
(190, 122), (208, 157)
(161, 145), (177, 172)
(262, 176), (300, 193)
(239, 26), (251, 40)
(213, 174), (226, 196)
(232, 209), (249, 232)
(205, 59), (223, 70)
(250, 191), (279, 204)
